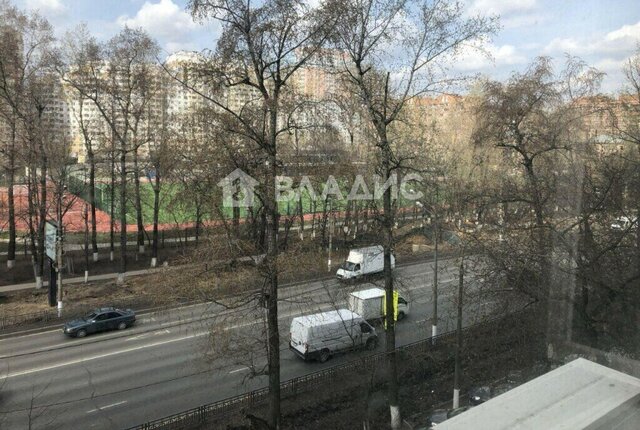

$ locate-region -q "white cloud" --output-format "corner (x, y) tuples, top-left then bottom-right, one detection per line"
(544, 37), (581, 54)
(594, 57), (632, 94)
(25, 0), (67, 15)
(467, 0), (537, 17)
(544, 21), (640, 57)
(117, 0), (199, 52)
(542, 21), (640, 94)
(605, 21), (640, 43)
(466, 0), (543, 30)
(452, 40), (528, 73)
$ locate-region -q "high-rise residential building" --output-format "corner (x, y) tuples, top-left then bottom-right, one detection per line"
(292, 48), (347, 101)
(164, 51), (208, 118)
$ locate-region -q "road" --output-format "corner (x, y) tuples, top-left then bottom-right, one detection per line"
(0, 257), (498, 430)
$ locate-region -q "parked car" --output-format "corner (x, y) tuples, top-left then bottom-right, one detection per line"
(468, 386), (492, 405)
(63, 307), (136, 338)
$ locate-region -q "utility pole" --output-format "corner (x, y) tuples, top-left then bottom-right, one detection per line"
(84, 203), (89, 283)
(432, 209), (438, 342)
(56, 196), (64, 318)
(431, 182), (440, 343)
(453, 257), (464, 408)
(327, 201), (333, 271)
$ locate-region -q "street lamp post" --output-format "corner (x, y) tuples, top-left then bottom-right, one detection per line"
(432, 211), (439, 342)
(327, 200), (333, 271)
(453, 257), (464, 408)
(84, 203), (89, 283)
(56, 208), (64, 318)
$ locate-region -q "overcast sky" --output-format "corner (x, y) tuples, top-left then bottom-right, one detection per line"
(12, 0), (640, 94)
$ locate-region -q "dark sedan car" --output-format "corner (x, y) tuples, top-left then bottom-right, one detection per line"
(63, 307), (136, 338)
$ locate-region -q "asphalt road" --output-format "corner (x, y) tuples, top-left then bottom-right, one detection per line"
(0, 257), (499, 430)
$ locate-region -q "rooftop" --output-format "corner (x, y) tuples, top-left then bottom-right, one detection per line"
(351, 288), (385, 300)
(292, 309), (360, 326)
(439, 358), (640, 430)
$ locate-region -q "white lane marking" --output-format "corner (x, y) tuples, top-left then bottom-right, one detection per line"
(125, 329), (170, 342)
(86, 400), (127, 414)
(229, 366), (249, 374)
(126, 332), (152, 341)
(5, 332), (210, 378)
(0, 327), (181, 358)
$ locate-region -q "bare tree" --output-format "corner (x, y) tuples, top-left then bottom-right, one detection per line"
(472, 57), (604, 353)
(60, 26), (104, 263)
(0, 2), (21, 270)
(0, 2), (57, 287)
(173, 2), (336, 427)
(614, 48), (640, 266)
(327, 0), (496, 426)
(61, 27), (160, 283)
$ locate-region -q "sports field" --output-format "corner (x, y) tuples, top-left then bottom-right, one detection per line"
(77, 180), (418, 226)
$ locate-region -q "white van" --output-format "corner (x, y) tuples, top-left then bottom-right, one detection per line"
(289, 309), (378, 362)
(611, 216), (637, 231)
(336, 245), (395, 281)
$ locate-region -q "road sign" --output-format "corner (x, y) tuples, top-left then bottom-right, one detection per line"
(45, 220), (58, 261)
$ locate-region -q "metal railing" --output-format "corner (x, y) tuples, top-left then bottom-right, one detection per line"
(127, 309), (534, 430)
(0, 309), (60, 330)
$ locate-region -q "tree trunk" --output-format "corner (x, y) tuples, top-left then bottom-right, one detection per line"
(265, 106), (281, 429)
(110, 149), (116, 261)
(383, 165), (400, 429)
(194, 202), (201, 248)
(258, 208), (266, 250)
(27, 168), (38, 279)
(321, 195), (328, 246)
(6, 120), (17, 269)
(119, 145), (127, 282)
(36, 149), (47, 289)
(298, 193), (304, 240)
(232, 190), (240, 238)
(88, 152), (99, 262)
(133, 149), (145, 254)
(151, 173), (160, 267)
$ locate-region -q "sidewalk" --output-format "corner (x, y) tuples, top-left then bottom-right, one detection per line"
(0, 254), (264, 294)
(0, 236), (201, 256)
(0, 267), (158, 293)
